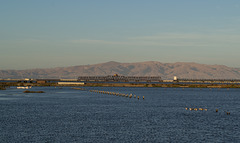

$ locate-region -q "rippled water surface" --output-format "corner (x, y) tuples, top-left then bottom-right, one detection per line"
(0, 87), (240, 142)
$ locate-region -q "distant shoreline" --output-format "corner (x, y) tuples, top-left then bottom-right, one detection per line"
(1, 82), (240, 88)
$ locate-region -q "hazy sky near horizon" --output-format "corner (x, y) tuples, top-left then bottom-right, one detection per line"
(1, 0), (240, 70)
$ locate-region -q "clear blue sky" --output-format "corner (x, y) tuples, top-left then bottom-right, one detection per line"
(1, 0), (240, 70)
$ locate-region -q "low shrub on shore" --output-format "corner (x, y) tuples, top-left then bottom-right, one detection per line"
(0, 87), (6, 90)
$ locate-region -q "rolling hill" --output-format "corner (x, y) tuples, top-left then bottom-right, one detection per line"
(1, 61), (240, 79)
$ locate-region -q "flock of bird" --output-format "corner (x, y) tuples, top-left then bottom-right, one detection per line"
(185, 107), (230, 115)
(72, 87), (144, 100)
(89, 89), (144, 100)
(72, 87), (231, 115)
(185, 107), (207, 111)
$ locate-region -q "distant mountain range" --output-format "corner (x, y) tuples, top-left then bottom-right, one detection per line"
(1, 61), (240, 79)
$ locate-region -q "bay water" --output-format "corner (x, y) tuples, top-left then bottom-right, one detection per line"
(0, 87), (239, 142)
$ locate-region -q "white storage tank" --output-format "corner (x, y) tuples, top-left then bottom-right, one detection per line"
(174, 76), (178, 81)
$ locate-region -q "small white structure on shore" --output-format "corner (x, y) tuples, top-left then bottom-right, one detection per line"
(174, 76), (178, 81)
(17, 86), (32, 89)
(58, 82), (85, 85)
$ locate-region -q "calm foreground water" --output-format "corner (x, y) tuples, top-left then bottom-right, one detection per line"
(0, 86), (240, 142)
